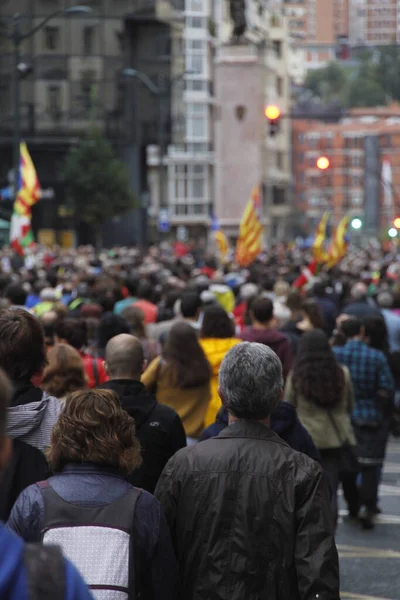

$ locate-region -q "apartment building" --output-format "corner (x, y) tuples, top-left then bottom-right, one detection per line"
(292, 104), (400, 236)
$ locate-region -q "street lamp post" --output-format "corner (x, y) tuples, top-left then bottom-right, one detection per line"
(0, 6), (92, 202)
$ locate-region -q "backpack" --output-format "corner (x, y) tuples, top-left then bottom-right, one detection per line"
(24, 543), (65, 600)
(38, 480), (142, 600)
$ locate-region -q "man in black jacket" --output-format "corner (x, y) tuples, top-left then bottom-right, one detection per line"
(100, 333), (186, 493)
(155, 343), (339, 600)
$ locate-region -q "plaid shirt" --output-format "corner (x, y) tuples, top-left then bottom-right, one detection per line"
(333, 340), (394, 422)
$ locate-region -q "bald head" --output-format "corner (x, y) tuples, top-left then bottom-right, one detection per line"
(105, 334), (144, 380)
(351, 282), (368, 301)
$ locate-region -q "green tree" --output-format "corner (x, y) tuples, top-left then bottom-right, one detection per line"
(305, 61), (348, 103)
(63, 128), (137, 250)
(347, 77), (386, 108)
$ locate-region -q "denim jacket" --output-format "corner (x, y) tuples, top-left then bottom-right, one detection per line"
(7, 463), (178, 600)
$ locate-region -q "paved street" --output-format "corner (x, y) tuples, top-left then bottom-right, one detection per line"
(338, 439), (400, 600)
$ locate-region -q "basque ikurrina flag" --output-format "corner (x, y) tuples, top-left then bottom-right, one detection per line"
(10, 142), (41, 255)
(235, 185), (263, 267)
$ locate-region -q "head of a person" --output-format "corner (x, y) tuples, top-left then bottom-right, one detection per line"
(312, 280), (327, 299)
(41, 343), (87, 398)
(218, 343), (283, 420)
(121, 306), (146, 338)
(273, 280), (289, 300)
(105, 333), (145, 380)
(351, 281), (368, 301)
(46, 388), (142, 474)
(377, 291), (394, 309)
(98, 314), (130, 351)
(162, 322), (211, 389)
(249, 296), (274, 326)
(4, 283), (27, 307)
(200, 305), (235, 339)
(339, 317), (364, 340)
(55, 318), (88, 350)
(0, 369), (13, 473)
(286, 289), (304, 317)
(364, 315), (389, 353)
(180, 292), (202, 320)
(302, 299), (325, 329)
(125, 276), (139, 298)
(292, 329), (345, 408)
(137, 280), (152, 301)
(0, 309), (47, 382)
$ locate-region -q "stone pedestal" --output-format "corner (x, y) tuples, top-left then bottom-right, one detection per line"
(214, 45), (264, 235)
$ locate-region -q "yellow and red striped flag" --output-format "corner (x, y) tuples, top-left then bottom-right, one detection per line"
(312, 211), (330, 263)
(211, 214), (230, 263)
(14, 142), (41, 217)
(327, 215), (351, 268)
(235, 185), (263, 267)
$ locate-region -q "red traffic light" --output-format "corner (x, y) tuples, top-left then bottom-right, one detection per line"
(264, 105), (281, 121)
(316, 156), (330, 171)
(394, 217), (400, 229)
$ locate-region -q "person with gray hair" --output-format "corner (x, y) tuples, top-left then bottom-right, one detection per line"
(155, 342), (339, 600)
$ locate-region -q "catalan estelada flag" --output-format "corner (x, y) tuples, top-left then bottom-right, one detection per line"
(327, 215), (351, 268)
(312, 212), (330, 263)
(235, 185), (263, 267)
(211, 213), (229, 263)
(10, 142), (41, 255)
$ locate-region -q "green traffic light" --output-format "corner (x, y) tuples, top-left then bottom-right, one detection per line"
(351, 218), (362, 230)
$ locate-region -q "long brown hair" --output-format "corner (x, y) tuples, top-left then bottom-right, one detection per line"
(41, 343), (87, 398)
(47, 388), (142, 473)
(292, 329), (345, 408)
(162, 321), (211, 389)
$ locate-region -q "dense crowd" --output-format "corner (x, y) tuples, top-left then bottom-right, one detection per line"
(0, 241), (400, 599)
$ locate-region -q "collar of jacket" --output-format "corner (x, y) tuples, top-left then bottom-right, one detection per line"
(217, 420), (287, 445)
(60, 462), (126, 479)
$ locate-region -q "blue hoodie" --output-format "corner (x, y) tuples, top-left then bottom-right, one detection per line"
(0, 524), (93, 600)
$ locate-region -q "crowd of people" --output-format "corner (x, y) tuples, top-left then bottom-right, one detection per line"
(0, 240), (400, 599)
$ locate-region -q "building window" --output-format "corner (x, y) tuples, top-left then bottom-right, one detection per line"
(277, 152), (284, 169)
(186, 16), (206, 28)
(188, 0), (205, 12)
(186, 39), (207, 75)
(272, 40), (282, 57)
(47, 85), (61, 116)
(44, 26), (59, 51)
(83, 26), (94, 55)
(276, 76), (283, 96)
(81, 70), (96, 110)
(298, 133), (305, 144)
(187, 103), (208, 140)
(172, 164), (208, 210)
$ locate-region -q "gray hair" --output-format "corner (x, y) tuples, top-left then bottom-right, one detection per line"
(219, 343), (284, 420)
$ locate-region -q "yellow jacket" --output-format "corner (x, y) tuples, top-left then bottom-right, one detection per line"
(200, 337), (241, 427)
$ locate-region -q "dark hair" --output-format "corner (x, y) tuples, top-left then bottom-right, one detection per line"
(47, 389), (142, 473)
(180, 292), (202, 319)
(200, 305), (235, 339)
(340, 317), (363, 338)
(55, 318), (88, 349)
(364, 316), (389, 354)
(137, 281), (152, 301)
(286, 290), (304, 312)
(250, 296), (274, 323)
(41, 344), (87, 398)
(121, 306), (146, 338)
(291, 329), (345, 408)
(302, 299), (325, 329)
(98, 314), (130, 350)
(5, 284), (27, 307)
(312, 281), (326, 298)
(0, 309), (47, 381)
(162, 322), (211, 389)
(125, 277), (139, 297)
(0, 368), (12, 436)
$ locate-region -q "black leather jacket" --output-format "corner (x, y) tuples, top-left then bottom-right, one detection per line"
(156, 420), (339, 600)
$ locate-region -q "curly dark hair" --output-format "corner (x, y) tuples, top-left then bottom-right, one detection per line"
(41, 343), (87, 398)
(291, 329), (345, 408)
(200, 305), (235, 339)
(47, 388), (142, 473)
(162, 321), (211, 389)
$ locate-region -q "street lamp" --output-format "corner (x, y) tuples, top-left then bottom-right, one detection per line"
(0, 6), (92, 202)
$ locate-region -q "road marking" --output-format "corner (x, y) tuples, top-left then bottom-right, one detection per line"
(383, 463), (400, 474)
(338, 543), (400, 558)
(341, 594), (394, 600)
(339, 510), (400, 524)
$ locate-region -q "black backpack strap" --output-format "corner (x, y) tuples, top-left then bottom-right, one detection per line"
(24, 543), (66, 600)
(92, 359), (100, 386)
(128, 487), (143, 600)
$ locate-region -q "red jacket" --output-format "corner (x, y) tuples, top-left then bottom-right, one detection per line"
(81, 354), (108, 388)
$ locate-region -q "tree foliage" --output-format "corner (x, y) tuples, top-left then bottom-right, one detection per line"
(303, 47), (400, 108)
(63, 128), (137, 234)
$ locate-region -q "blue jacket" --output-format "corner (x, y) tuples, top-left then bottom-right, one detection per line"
(0, 523), (93, 600)
(7, 463), (178, 600)
(200, 403), (323, 466)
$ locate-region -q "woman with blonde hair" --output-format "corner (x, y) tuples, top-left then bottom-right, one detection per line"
(7, 388), (178, 599)
(41, 343), (87, 400)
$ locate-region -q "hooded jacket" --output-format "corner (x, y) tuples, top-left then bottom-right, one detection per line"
(240, 327), (293, 377)
(0, 524), (92, 600)
(155, 420), (339, 600)
(6, 384), (62, 452)
(199, 337), (241, 427)
(99, 379), (186, 493)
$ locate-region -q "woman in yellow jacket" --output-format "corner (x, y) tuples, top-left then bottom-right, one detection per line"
(200, 305), (241, 428)
(142, 321), (211, 441)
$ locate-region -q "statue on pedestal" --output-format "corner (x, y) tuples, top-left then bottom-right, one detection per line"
(229, 0), (247, 43)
